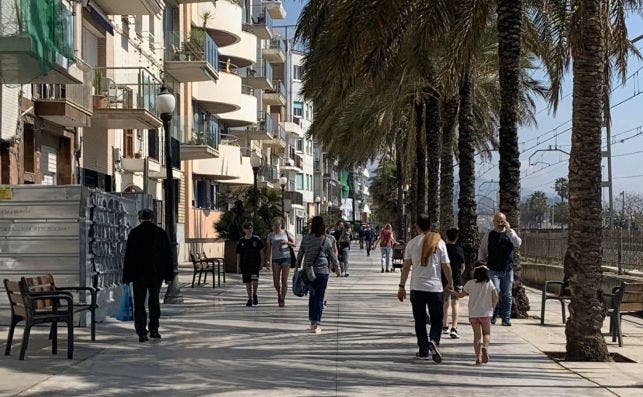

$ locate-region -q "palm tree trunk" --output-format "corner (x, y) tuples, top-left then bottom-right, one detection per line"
(440, 98), (458, 236)
(425, 92), (441, 228)
(565, 0), (609, 362)
(457, 74), (478, 277)
(497, 0), (529, 318)
(396, 130), (405, 239)
(415, 97), (427, 217)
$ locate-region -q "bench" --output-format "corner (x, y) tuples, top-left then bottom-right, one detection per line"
(540, 279), (571, 325)
(189, 253), (217, 288)
(22, 275), (98, 341)
(200, 253), (225, 286)
(606, 281), (643, 347)
(4, 278), (75, 360)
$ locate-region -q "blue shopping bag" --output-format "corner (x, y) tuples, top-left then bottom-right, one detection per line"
(116, 283), (133, 321)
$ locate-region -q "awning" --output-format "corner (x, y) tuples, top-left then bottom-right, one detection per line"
(88, 5), (114, 36)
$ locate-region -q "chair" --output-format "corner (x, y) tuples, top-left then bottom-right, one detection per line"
(197, 253), (217, 288)
(22, 275), (98, 341)
(189, 253), (207, 288)
(4, 279), (75, 360)
(201, 253), (225, 286)
(606, 282), (643, 347)
(540, 278), (571, 325)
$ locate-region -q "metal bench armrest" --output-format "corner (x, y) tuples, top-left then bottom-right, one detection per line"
(57, 287), (98, 306)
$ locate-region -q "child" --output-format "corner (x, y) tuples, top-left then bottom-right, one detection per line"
(236, 222), (266, 307)
(452, 265), (499, 365)
(443, 228), (465, 338)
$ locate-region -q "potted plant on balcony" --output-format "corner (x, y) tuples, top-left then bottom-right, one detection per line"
(92, 69), (108, 109)
(215, 186), (283, 272)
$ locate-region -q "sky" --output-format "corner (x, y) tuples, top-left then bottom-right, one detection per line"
(281, 2), (643, 202)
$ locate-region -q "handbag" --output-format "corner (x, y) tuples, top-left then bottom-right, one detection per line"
(292, 269), (309, 297)
(116, 283), (133, 321)
(287, 231), (297, 268)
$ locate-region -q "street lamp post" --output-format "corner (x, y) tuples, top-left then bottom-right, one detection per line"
(157, 85), (182, 304)
(250, 152), (261, 190)
(279, 176), (288, 224)
(315, 195), (321, 215)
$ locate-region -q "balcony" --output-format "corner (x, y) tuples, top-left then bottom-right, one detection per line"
(284, 190), (304, 206)
(263, 116), (287, 151)
(243, 5), (273, 40)
(181, 129), (220, 161)
(192, 137), (254, 184)
(195, 1), (241, 47)
(262, 39), (286, 64)
(0, 0), (80, 84)
(244, 111), (275, 141)
(92, 67), (162, 130)
(218, 31), (257, 68)
(216, 85), (258, 127)
(91, 0), (162, 15)
(244, 59), (273, 90)
(263, 1), (286, 19)
(282, 120), (304, 137)
(280, 154), (303, 172)
(164, 30), (219, 83)
(193, 62), (242, 114)
(263, 80), (286, 106)
(32, 62), (93, 127)
(259, 163), (279, 185)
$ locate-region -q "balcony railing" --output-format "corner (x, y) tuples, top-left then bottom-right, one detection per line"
(271, 114), (286, 140)
(268, 80), (286, 98)
(93, 67), (161, 114)
(261, 164), (278, 182)
(257, 111), (274, 136)
(219, 59), (240, 75)
(284, 190), (303, 206)
(249, 4), (273, 31)
(192, 111), (220, 149)
(32, 62), (93, 112)
(269, 38), (285, 51)
(251, 58), (273, 81)
(165, 29), (219, 71)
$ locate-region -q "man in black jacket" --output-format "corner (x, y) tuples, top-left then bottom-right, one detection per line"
(123, 209), (173, 342)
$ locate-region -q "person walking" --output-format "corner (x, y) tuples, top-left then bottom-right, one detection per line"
(478, 212), (522, 326)
(297, 216), (340, 334)
(122, 209), (173, 343)
(266, 217), (296, 307)
(376, 224), (396, 272)
(442, 228), (465, 339)
(452, 265), (499, 365)
(364, 224), (375, 257)
(398, 214), (454, 363)
(331, 221), (351, 277)
(236, 221), (267, 307)
(358, 225), (365, 249)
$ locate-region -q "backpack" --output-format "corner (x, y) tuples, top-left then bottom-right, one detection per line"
(292, 268), (309, 297)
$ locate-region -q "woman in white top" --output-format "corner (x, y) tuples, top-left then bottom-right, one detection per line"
(398, 214), (453, 363)
(452, 265), (499, 365)
(265, 217), (296, 307)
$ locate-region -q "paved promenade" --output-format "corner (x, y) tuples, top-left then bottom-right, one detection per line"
(1, 244), (642, 396)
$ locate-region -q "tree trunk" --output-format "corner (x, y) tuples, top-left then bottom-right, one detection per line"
(565, 0), (610, 362)
(497, 0), (529, 318)
(440, 98), (458, 236)
(395, 129), (404, 239)
(415, 98), (427, 217)
(425, 92), (441, 229)
(457, 75), (478, 279)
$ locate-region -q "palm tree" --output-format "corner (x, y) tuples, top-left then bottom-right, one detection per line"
(440, 97), (458, 235)
(426, 89), (441, 227)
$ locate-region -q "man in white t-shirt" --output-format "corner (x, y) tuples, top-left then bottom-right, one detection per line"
(398, 214), (454, 363)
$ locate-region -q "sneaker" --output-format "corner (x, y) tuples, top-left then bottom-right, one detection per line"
(253, 295), (258, 305)
(428, 340), (442, 363)
(450, 328), (460, 339)
(501, 319), (512, 326)
(138, 335), (148, 343)
(246, 299), (253, 307)
(345, 273), (349, 277)
(491, 317), (497, 325)
(149, 331), (161, 340)
(415, 352), (430, 360)
(381, 268), (384, 273)
(391, 269), (396, 273)
(481, 347), (489, 363)
(385, 269), (390, 273)
(442, 326), (449, 334)
(278, 299), (285, 307)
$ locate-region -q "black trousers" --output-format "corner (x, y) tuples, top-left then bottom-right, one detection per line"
(132, 279), (162, 337)
(410, 290), (444, 354)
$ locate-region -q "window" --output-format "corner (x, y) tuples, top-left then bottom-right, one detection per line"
(296, 139), (304, 152)
(193, 179), (216, 209)
(295, 174), (304, 190)
(293, 65), (302, 81)
(293, 101), (303, 118)
(123, 130), (134, 158)
(148, 129), (159, 160)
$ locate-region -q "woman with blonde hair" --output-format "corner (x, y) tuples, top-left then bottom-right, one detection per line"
(376, 223), (397, 272)
(397, 214), (454, 363)
(266, 217), (296, 307)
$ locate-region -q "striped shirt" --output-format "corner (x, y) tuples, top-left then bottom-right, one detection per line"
(296, 234), (339, 275)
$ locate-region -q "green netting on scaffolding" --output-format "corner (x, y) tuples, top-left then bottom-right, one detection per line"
(9, 0), (75, 73)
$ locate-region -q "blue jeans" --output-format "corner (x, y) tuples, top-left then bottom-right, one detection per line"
(308, 273), (329, 325)
(489, 268), (513, 322)
(381, 247), (392, 269)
